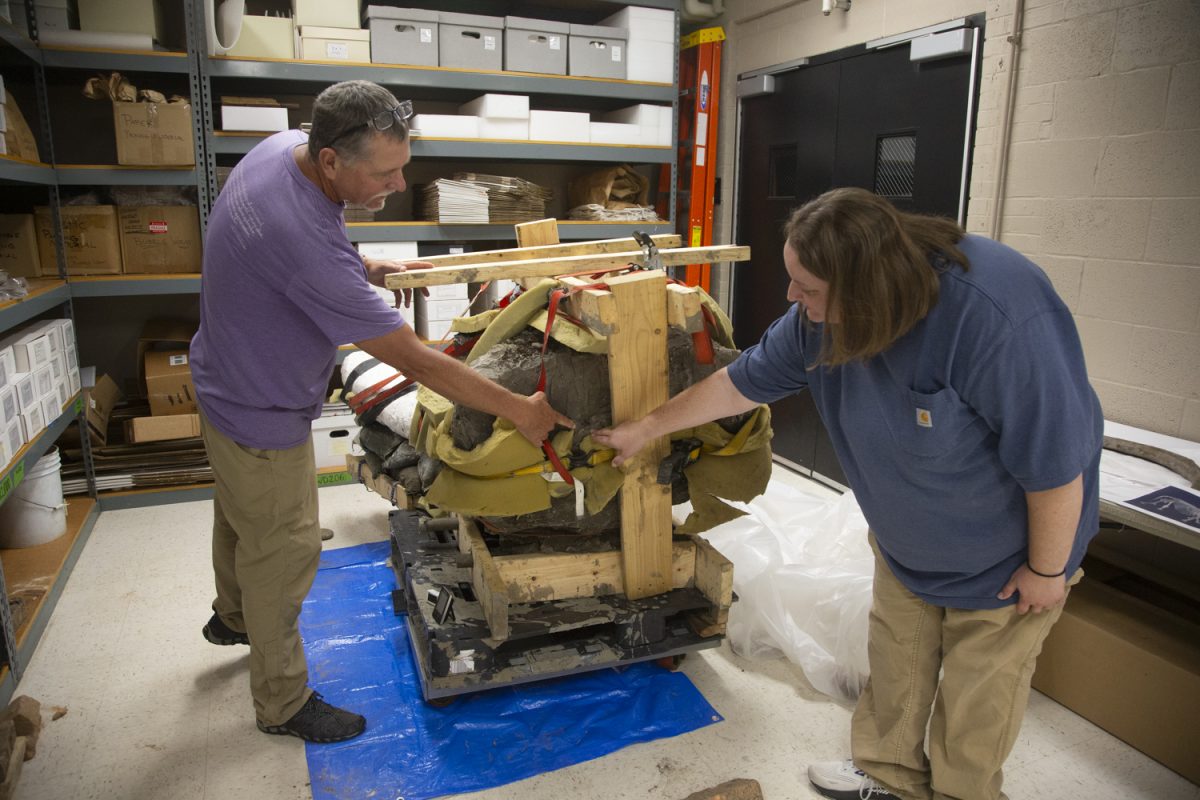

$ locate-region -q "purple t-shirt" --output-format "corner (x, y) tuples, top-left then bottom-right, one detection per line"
(191, 130), (403, 449)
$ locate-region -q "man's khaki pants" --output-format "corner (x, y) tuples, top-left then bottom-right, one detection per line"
(852, 538), (1078, 800)
(200, 414), (321, 726)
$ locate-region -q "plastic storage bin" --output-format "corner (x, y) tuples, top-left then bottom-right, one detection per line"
(439, 12), (503, 71)
(365, 6), (438, 67)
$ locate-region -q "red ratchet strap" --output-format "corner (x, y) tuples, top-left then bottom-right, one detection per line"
(535, 281), (610, 485)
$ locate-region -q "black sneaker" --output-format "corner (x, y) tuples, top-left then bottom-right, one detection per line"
(257, 691), (366, 743)
(202, 613), (250, 646)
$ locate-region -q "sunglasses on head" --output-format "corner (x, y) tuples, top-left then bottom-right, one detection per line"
(327, 99), (414, 148)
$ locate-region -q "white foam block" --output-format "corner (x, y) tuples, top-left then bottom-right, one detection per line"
(598, 7), (675, 43)
(589, 121), (640, 145)
(458, 93), (530, 119)
(411, 114), (480, 139)
(478, 118), (529, 140)
(626, 40), (675, 83)
(529, 110), (590, 143)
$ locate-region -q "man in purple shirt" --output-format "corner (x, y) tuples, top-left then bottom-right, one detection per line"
(191, 81), (569, 743)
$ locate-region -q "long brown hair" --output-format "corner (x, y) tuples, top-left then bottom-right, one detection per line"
(783, 187), (969, 366)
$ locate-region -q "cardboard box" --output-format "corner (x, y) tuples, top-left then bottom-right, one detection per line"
(34, 205), (122, 275)
(84, 373), (121, 445)
(125, 412), (200, 443)
(0, 214), (42, 278)
(220, 105), (289, 133)
(118, 205), (202, 274)
(438, 12), (503, 70)
(311, 414), (360, 469)
(112, 101), (195, 166)
(568, 23), (626, 80)
(298, 26), (370, 62)
(145, 349), (196, 416)
(293, 0), (357, 29)
(136, 318), (197, 391)
(78, 0), (163, 42)
(226, 14), (295, 60)
(1032, 577), (1200, 784)
(503, 17), (567, 75)
(365, 5), (438, 67)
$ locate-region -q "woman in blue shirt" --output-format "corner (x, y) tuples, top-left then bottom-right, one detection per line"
(595, 187), (1103, 800)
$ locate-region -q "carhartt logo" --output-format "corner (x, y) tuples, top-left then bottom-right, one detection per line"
(916, 408), (933, 428)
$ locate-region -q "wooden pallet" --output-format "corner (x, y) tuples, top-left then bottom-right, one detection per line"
(389, 509), (732, 700)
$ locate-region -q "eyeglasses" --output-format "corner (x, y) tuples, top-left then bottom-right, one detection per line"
(327, 99), (414, 148)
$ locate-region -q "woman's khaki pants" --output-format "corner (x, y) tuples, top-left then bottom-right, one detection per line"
(852, 538), (1078, 800)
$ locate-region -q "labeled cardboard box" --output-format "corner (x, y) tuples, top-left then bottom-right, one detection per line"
(118, 205), (202, 274)
(34, 205), (122, 275)
(112, 101), (195, 166)
(1032, 576), (1200, 784)
(83, 373), (122, 446)
(125, 412), (200, 443)
(136, 318), (196, 393)
(0, 214), (42, 278)
(145, 349), (196, 416)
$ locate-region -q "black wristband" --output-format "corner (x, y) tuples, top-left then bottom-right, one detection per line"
(1026, 561), (1066, 579)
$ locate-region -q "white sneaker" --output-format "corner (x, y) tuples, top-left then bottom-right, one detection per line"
(807, 760), (898, 800)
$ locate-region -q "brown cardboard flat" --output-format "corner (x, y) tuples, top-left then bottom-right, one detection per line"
(136, 319), (197, 393)
(34, 206), (122, 275)
(118, 206), (202, 274)
(112, 101), (195, 166)
(0, 214), (42, 278)
(1032, 577), (1200, 784)
(144, 349), (197, 416)
(85, 374), (122, 446)
(125, 413), (201, 443)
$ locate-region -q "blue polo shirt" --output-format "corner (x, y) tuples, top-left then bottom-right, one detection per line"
(728, 235), (1103, 609)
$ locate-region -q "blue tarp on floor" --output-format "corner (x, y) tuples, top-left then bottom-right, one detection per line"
(300, 541), (723, 800)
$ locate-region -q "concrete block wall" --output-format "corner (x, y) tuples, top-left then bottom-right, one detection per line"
(708, 0), (1200, 439)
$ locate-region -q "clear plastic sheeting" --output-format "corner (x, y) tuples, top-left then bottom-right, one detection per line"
(301, 542), (722, 800)
(701, 480), (874, 703)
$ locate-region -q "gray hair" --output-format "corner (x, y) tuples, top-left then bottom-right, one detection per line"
(307, 80), (408, 162)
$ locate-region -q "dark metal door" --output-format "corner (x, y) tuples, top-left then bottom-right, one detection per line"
(733, 28), (979, 485)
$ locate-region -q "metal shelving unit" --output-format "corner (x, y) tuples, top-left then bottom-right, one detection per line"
(0, 15), (39, 62)
(56, 165), (199, 185)
(67, 275), (203, 296)
(0, 155), (57, 185)
(0, 282), (70, 329)
(39, 46), (191, 72)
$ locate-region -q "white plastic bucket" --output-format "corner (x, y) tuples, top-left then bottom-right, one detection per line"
(0, 448), (67, 549)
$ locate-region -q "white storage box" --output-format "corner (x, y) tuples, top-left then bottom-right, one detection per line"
(439, 12), (503, 71)
(7, 332), (51, 372)
(5, 419), (24, 456)
(0, 386), (17, 429)
(34, 365), (52, 398)
(410, 114), (479, 139)
(568, 24), (626, 80)
(226, 15), (296, 60)
(599, 6), (675, 43)
(529, 109), (590, 143)
(299, 26), (370, 62)
(504, 16), (567, 75)
(40, 394), (58, 426)
(311, 414), (361, 469)
(357, 242), (419, 326)
(293, 0), (357, 29)
(627, 40), (675, 84)
(14, 373), (35, 412)
(459, 93), (529, 119)
(0, 348), (14, 387)
(20, 405), (44, 442)
(589, 121), (640, 145)
(221, 105), (289, 132)
(417, 295), (467, 321)
(417, 318), (454, 341)
(424, 283), (469, 301)
(478, 119), (529, 140)
(36, 0), (69, 31)
(78, 0), (162, 41)
(365, 6), (438, 67)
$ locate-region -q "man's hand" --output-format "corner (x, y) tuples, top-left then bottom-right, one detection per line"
(513, 391), (574, 446)
(592, 418), (652, 467)
(362, 257), (434, 308)
(997, 563), (1068, 614)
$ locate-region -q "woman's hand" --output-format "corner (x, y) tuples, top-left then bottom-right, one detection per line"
(997, 563), (1068, 614)
(592, 418), (654, 468)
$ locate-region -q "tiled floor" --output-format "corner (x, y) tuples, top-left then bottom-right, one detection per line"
(10, 471), (1199, 800)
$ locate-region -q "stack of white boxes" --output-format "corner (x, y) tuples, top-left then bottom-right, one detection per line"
(0, 318), (80, 469)
(356, 241), (419, 328)
(294, 0), (369, 62)
(416, 284), (470, 342)
(598, 103), (673, 146)
(459, 94), (530, 141)
(599, 5), (676, 84)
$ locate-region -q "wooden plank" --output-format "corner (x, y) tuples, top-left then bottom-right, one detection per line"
(515, 219), (560, 290)
(562, 276), (618, 334)
(384, 245), (752, 290)
(492, 541), (697, 602)
(411, 235), (684, 268)
(688, 534), (734, 635)
(459, 518), (511, 640)
(606, 269), (673, 599)
(666, 283), (704, 332)
(346, 454), (413, 509)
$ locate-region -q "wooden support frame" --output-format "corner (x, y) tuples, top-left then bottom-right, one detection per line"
(414, 234), (684, 269)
